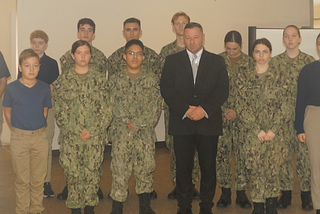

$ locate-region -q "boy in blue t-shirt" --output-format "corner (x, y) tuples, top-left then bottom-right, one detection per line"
(3, 49), (52, 214)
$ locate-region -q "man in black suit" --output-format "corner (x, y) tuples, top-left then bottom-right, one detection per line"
(160, 22), (229, 214)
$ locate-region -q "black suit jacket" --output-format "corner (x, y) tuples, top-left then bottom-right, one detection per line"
(160, 49), (229, 136)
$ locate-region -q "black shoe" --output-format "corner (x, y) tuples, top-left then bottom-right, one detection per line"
(71, 208), (81, 214)
(110, 200), (123, 214)
(168, 187), (177, 199)
(199, 207), (212, 214)
(301, 191), (313, 211)
(276, 190), (291, 209)
(57, 185), (68, 200)
(43, 182), (54, 198)
(266, 197), (278, 214)
(192, 186), (200, 200)
(84, 206), (95, 214)
(236, 190), (252, 209)
(177, 207), (192, 214)
(150, 190), (157, 200)
(217, 188), (231, 208)
(251, 203), (264, 214)
(138, 193), (155, 214)
(97, 187), (103, 200)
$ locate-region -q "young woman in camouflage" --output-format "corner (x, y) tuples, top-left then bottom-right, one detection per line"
(52, 40), (112, 214)
(216, 30), (254, 209)
(235, 38), (290, 214)
(271, 25), (315, 211)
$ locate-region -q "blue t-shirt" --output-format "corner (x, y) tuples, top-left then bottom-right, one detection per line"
(2, 79), (52, 130)
(0, 51), (11, 79)
(17, 52), (59, 85)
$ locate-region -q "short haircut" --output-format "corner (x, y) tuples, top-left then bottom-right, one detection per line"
(71, 40), (92, 55)
(19, 49), (40, 65)
(124, 39), (144, 53)
(77, 18), (95, 33)
(224, 30), (242, 47)
(184, 22), (203, 33)
(171, 12), (190, 24)
(30, 30), (49, 44)
(123, 17), (141, 28)
(283, 25), (300, 38)
(252, 38), (272, 52)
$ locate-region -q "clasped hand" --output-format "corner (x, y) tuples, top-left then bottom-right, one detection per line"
(186, 106), (205, 121)
(79, 128), (91, 141)
(257, 130), (275, 142)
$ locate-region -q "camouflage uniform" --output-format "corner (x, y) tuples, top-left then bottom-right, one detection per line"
(235, 66), (290, 202)
(52, 68), (112, 208)
(108, 68), (162, 202)
(159, 41), (200, 186)
(270, 51), (315, 192)
(216, 52), (254, 191)
(60, 46), (108, 75)
(107, 45), (162, 79)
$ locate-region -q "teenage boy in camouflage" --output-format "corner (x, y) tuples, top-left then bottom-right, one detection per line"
(108, 39), (161, 214)
(159, 12), (200, 200)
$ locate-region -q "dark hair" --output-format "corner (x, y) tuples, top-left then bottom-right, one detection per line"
(171, 12), (190, 24)
(77, 18), (95, 33)
(283, 25), (300, 38)
(123, 17), (141, 28)
(184, 22), (203, 33)
(19, 49), (40, 65)
(71, 40), (92, 55)
(224, 30), (242, 47)
(252, 38), (272, 52)
(124, 39), (144, 53)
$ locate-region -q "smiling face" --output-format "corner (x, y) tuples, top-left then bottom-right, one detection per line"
(77, 24), (95, 45)
(123, 23), (142, 42)
(283, 26), (301, 51)
(71, 45), (92, 68)
(253, 44), (272, 66)
(123, 44), (145, 73)
(184, 27), (205, 54)
(19, 57), (40, 81)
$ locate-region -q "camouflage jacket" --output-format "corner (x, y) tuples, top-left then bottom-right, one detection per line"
(52, 68), (112, 141)
(60, 46), (108, 75)
(108, 68), (162, 142)
(159, 40), (185, 69)
(107, 45), (161, 78)
(219, 52), (255, 113)
(234, 65), (291, 137)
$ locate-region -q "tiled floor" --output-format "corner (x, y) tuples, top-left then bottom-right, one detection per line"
(0, 143), (316, 214)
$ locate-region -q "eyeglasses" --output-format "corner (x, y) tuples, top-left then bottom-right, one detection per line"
(126, 51), (144, 57)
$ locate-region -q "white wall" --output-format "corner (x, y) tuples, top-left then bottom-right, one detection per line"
(0, 0), (312, 146)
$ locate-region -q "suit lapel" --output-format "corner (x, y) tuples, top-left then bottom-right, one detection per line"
(195, 49), (208, 87)
(181, 50), (194, 85)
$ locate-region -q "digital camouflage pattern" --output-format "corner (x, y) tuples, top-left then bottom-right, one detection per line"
(52, 68), (112, 208)
(107, 45), (162, 79)
(271, 51), (315, 191)
(159, 41), (200, 186)
(234, 65), (291, 202)
(108, 69), (162, 202)
(216, 52), (255, 191)
(60, 46), (108, 75)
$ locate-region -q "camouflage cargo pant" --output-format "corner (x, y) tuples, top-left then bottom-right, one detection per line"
(216, 121), (249, 191)
(110, 129), (155, 202)
(245, 132), (287, 203)
(279, 135), (311, 191)
(59, 134), (105, 208)
(164, 105), (200, 186)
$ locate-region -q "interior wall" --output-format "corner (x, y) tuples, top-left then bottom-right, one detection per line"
(0, 0), (312, 145)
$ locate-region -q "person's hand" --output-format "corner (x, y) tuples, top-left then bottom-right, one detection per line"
(187, 106), (205, 121)
(257, 130), (267, 141)
(127, 120), (136, 132)
(297, 133), (306, 143)
(224, 109), (236, 120)
(264, 130), (276, 141)
(79, 128), (91, 141)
